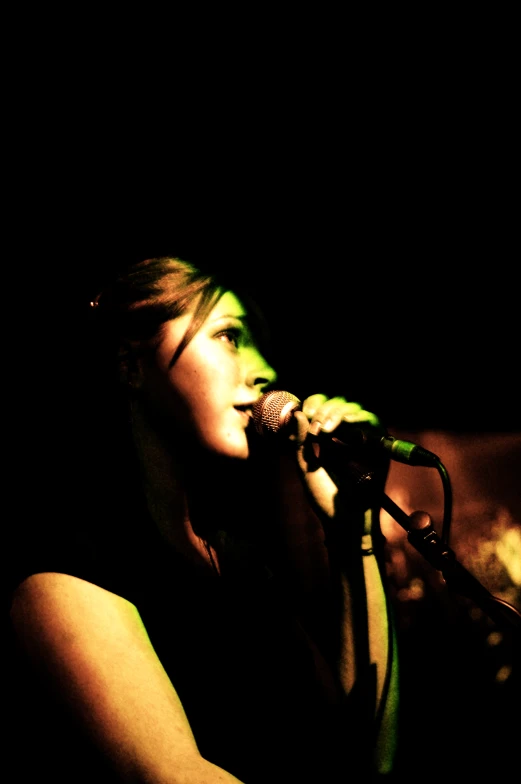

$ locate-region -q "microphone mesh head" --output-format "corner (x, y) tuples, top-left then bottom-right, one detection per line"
(252, 390), (302, 436)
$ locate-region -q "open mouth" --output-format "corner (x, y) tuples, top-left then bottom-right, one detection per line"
(234, 405), (253, 423)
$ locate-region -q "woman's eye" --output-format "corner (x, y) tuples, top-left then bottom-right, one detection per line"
(216, 329), (240, 348)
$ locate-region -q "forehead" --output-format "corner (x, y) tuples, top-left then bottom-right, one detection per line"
(207, 290), (247, 321)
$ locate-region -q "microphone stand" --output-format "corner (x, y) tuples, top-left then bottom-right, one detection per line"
(342, 451), (521, 635)
(380, 493), (521, 634)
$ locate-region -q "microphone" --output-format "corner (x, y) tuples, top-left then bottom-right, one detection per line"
(252, 390), (439, 467)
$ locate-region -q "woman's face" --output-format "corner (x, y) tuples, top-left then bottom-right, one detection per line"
(137, 290), (277, 459)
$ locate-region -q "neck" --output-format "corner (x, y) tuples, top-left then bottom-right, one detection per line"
(129, 400), (221, 572)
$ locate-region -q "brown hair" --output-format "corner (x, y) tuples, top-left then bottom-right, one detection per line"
(91, 256), (273, 374)
(90, 257), (225, 366)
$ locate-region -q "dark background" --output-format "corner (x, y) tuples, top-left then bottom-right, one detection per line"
(17, 104), (517, 435)
(35, 180), (519, 436)
(10, 30), (518, 435)
(6, 3), (517, 434)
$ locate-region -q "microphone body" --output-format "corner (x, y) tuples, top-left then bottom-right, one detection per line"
(252, 390), (439, 467)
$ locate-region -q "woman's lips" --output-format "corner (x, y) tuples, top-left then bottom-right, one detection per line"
(234, 407), (253, 425)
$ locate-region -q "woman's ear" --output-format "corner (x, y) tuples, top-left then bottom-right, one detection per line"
(117, 343), (144, 390)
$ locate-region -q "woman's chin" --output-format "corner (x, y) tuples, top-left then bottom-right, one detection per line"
(199, 434), (250, 461)
(222, 442), (250, 461)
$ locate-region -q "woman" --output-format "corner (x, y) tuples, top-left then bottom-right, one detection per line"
(7, 257), (399, 782)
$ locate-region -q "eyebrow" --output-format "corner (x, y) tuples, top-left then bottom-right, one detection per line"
(210, 313), (249, 324)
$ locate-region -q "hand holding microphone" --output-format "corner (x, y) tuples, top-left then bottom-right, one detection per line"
(252, 390), (439, 467)
(252, 389), (439, 525)
(252, 391), (384, 522)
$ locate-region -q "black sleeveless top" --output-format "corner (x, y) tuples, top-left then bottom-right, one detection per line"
(6, 427), (372, 783)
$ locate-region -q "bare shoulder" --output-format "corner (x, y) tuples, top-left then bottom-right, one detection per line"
(9, 572), (167, 708)
(9, 572), (207, 780)
(11, 572), (149, 652)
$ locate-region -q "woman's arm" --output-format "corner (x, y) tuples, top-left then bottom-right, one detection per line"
(291, 395), (400, 775)
(10, 572), (245, 783)
(332, 519), (400, 775)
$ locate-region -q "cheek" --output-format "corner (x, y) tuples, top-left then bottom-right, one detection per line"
(165, 356), (224, 422)
(174, 344), (239, 395)
(147, 339), (242, 433)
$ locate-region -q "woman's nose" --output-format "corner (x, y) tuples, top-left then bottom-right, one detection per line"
(246, 349), (277, 390)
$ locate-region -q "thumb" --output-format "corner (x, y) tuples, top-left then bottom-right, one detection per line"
(291, 409), (311, 447)
(291, 410), (322, 475)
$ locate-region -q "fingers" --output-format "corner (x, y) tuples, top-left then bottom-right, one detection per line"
(301, 394), (380, 436)
(294, 395), (383, 522)
(301, 394), (329, 418)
